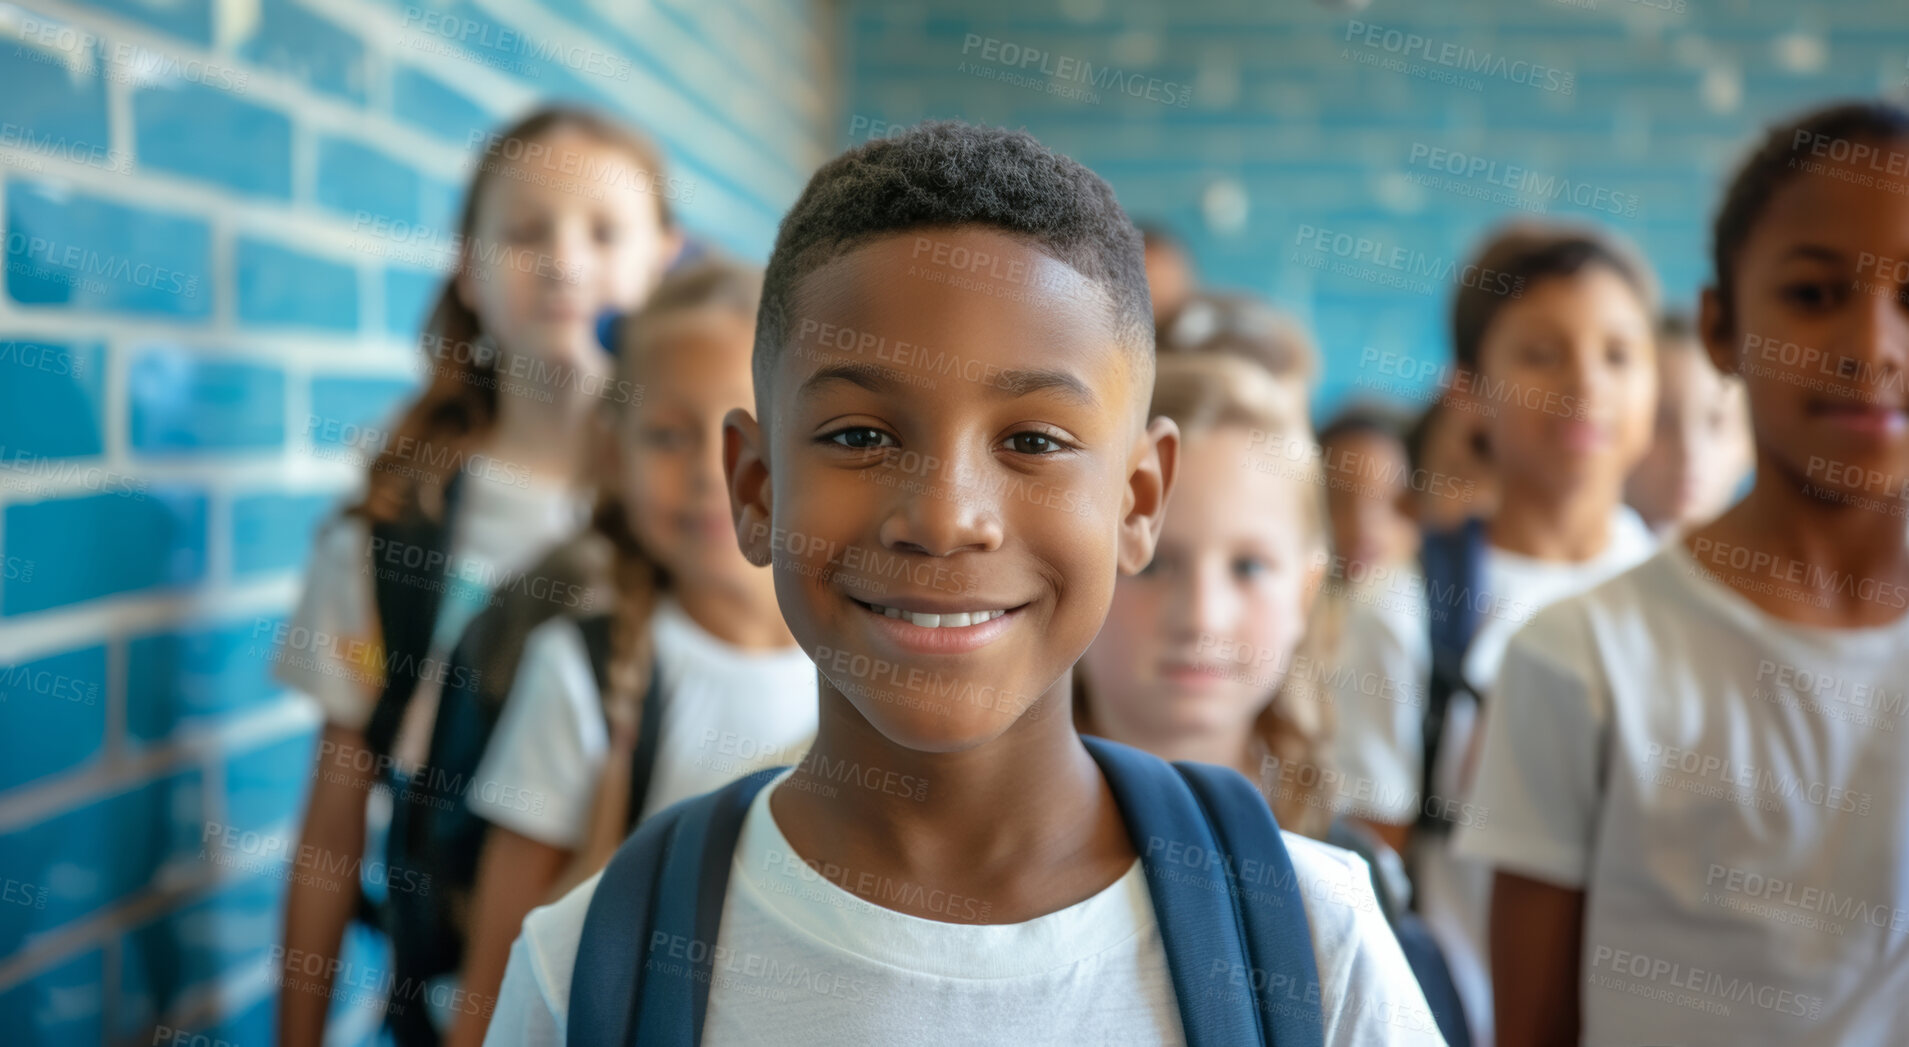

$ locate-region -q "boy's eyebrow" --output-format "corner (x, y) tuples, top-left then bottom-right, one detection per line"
(797, 361), (1100, 407)
(1778, 244), (1847, 264)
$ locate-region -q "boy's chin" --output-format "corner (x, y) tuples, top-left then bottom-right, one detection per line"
(839, 690), (1048, 755)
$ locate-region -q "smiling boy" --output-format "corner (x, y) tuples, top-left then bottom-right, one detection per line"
(485, 121), (1437, 1047)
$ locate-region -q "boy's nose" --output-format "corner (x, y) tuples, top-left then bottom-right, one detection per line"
(878, 478), (1003, 558)
(1839, 286), (1909, 376)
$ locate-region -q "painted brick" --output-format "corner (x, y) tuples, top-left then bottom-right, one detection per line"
(125, 618), (284, 742)
(391, 65), (492, 146)
(0, 644), (108, 791)
(0, 16), (110, 155)
(239, 0), (370, 104)
(86, 0), (213, 44)
(134, 80), (293, 199)
(0, 768), (203, 955)
(307, 375), (417, 447)
(0, 341), (105, 460)
(385, 266), (444, 337)
(231, 491), (336, 577)
(116, 874), (282, 1040)
(223, 728), (316, 833)
(129, 348), (286, 454)
(2, 488), (208, 615)
(4, 182), (212, 318)
(236, 238), (359, 331)
(0, 949), (103, 1047)
(316, 136), (424, 227)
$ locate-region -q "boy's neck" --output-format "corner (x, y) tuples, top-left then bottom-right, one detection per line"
(1694, 472), (1909, 627)
(674, 577), (796, 650)
(771, 678), (1137, 925)
(1489, 477), (1622, 563)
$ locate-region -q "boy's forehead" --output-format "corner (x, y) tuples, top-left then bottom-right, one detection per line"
(773, 230), (1143, 413)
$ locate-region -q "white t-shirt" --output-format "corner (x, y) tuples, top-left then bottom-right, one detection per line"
(485, 769), (1446, 1047)
(274, 464), (589, 766)
(1457, 542), (1909, 1046)
(1327, 506), (1658, 1047)
(469, 598), (818, 848)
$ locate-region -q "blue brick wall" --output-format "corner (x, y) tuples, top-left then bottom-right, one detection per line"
(0, 0), (837, 1040)
(845, 0), (1909, 414)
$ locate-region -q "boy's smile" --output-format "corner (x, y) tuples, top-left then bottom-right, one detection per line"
(727, 228), (1170, 753)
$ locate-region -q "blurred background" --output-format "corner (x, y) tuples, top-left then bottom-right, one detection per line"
(0, 0), (1905, 1042)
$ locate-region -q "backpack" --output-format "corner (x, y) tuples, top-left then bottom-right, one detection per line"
(359, 516), (666, 1047)
(1413, 516), (1489, 843)
(569, 736), (1327, 1047)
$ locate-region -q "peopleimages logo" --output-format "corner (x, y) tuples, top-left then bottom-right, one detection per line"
(1343, 20), (1574, 95)
(960, 34), (1192, 107)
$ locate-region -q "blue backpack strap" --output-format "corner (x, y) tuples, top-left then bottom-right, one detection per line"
(1416, 515), (1489, 839)
(568, 766), (782, 1047)
(1083, 736), (1324, 1047)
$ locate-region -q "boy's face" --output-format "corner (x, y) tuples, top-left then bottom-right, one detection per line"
(1466, 267), (1657, 500)
(615, 312), (764, 593)
(726, 229), (1177, 753)
(1323, 428), (1417, 575)
(1625, 344), (1752, 529)
(1082, 426), (1322, 743)
(1701, 140), (1909, 503)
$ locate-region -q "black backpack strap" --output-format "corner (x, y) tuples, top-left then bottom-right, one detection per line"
(573, 614), (668, 829)
(1415, 516), (1488, 840)
(363, 471), (467, 763)
(568, 767), (781, 1047)
(1084, 735), (1324, 1047)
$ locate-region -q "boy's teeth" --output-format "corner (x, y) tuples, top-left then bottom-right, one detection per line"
(868, 603), (1005, 627)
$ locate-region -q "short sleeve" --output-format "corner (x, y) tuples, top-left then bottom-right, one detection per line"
(484, 933), (565, 1047)
(1452, 601), (1608, 888)
(1329, 598), (1429, 824)
(468, 618), (609, 850)
(1284, 835), (1446, 1046)
(273, 514), (383, 730)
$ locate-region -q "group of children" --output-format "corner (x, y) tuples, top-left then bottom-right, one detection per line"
(270, 97), (1909, 1046)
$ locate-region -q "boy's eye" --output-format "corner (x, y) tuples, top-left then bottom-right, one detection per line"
(594, 219), (621, 246)
(1521, 343), (1561, 366)
(1782, 281), (1841, 310)
(1605, 342), (1632, 367)
(826, 427), (896, 451)
(503, 219), (546, 244)
(1233, 557), (1270, 580)
(644, 426), (691, 450)
(1005, 431), (1065, 455)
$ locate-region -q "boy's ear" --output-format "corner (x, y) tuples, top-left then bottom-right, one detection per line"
(724, 406), (774, 567)
(1117, 415), (1180, 575)
(1698, 285), (1738, 377)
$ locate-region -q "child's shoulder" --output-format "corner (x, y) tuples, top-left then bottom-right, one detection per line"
(512, 867), (605, 1027)
(1278, 831), (1382, 926)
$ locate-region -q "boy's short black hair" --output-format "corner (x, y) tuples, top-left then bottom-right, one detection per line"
(1710, 100), (1909, 326)
(754, 121), (1153, 406)
(1319, 400), (1414, 450)
(1451, 222), (1657, 373)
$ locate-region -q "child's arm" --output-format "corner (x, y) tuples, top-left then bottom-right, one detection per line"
(277, 724), (372, 1047)
(1490, 871), (1585, 1046)
(454, 619), (617, 1039)
(1454, 602), (1609, 1047)
(447, 828), (570, 1047)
